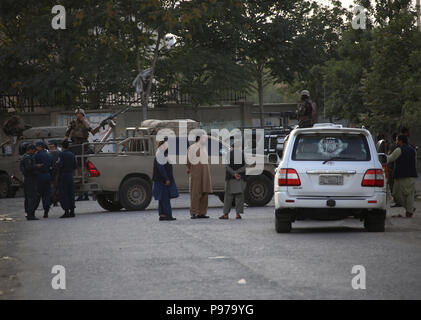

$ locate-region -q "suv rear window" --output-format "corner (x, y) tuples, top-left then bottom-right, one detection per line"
(292, 134), (371, 161)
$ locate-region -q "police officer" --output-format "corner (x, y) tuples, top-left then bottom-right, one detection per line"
(34, 141), (53, 218)
(20, 144), (40, 220)
(56, 140), (78, 218)
(296, 90), (317, 128)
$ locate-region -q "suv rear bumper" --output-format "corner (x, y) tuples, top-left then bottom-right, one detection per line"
(274, 191), (386, 210)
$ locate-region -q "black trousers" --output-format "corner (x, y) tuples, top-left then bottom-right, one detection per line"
(59, 173), (75, 211)
(24, 176), (38, 217)
(35, 173), (51, 211)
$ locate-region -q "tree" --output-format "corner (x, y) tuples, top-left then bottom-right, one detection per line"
(154, 0), (251, 116)
(320, 0), (421, 132)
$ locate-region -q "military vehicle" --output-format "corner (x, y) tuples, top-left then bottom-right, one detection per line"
(0, 126), (66, 198)
(1, 119), (277, 210)
(75, 119), (276, 211)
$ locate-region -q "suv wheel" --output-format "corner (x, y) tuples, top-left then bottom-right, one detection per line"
(275, 209), (293, 233)
(364, 210), (386, 232)
(244, 175), (273, 207)
(0, 174), (10, 198)
(97, 194), (123, 212)
(119, 177), (152, 211)
(275, 217), (292, 233)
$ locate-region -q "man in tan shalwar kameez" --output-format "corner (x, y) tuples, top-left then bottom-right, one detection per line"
(187, 136), (212, 219)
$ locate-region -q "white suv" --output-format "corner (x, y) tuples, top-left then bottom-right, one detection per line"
(274, 124), (386, 233)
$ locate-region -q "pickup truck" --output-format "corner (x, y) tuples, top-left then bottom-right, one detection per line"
(77, 120), (276, 211)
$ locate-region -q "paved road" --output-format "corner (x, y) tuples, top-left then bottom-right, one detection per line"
(1, 191), (421, 300)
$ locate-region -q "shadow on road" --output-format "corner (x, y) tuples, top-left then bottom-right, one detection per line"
(290, 226), (364, 233)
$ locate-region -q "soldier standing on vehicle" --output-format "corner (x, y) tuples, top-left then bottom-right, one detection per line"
(56, 140), (78, 218)
(65, 108), (98, 200)
(20, 144), (40, 220)
(296, 90), (317, 128)
(34, 141), (53, 218)
(48, 141), (60, 207)
(64, 108), (101, 145)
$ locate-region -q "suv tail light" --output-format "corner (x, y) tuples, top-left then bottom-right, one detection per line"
(85, 160), (100, 177)
(278, 169), (301, 186)
(362, 169), (384, 187)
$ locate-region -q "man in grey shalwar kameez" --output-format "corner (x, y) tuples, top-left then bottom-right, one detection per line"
(220, 144), (247, 219)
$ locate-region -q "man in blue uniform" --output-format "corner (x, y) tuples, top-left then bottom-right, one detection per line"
(34, 141), (52, 218)
(56, 140), (78, 218)
(20, 144), (40, 220)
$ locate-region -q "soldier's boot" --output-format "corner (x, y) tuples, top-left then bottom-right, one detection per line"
(27, 212), (39, 221)
(68, 208), (75, 218)
(43, 208), (49, 218)
(60, 210), (71, 219)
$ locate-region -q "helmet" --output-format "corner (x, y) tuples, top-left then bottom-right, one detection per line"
(7, 107), (16, 113)
(75, 108), (85, 116)
(300, 90), (310, 97)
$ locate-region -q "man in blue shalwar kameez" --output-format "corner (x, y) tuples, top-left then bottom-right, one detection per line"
(152, 141), (179, 221)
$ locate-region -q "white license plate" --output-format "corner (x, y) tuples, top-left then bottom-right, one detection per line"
(319, 175), (344, 185)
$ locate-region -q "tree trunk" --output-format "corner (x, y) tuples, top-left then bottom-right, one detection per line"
(257, 69), (264, 127)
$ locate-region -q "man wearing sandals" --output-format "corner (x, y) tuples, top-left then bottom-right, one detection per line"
(220, 140), (246, 220)
(387, 134), (418, 218)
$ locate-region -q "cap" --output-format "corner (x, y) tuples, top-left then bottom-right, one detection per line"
(7, 107), (16, 113)
(300, 90), (310, 97)
(35, 141), (46, 148)
(26, 144), (36, 151)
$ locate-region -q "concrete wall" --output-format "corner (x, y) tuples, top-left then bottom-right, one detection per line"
(1, 103), (420, 172)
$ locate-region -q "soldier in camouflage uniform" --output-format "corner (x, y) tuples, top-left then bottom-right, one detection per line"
(64, 108), (99, 200)
(64, 108), (100, 145)
(296, 90), (317, 128)
(3, 108), (31, 139)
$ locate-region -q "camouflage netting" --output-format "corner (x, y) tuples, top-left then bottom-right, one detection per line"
(140, 119), (200, 135)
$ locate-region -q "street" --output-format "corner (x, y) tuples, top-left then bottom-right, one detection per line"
(1, 185), (421, 300)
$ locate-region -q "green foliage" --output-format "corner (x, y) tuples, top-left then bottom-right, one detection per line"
(316, 0), (421, 131)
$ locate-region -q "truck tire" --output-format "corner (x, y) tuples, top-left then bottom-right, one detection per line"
(119, 177), (152, 211)
(97, 194), (123, 212)
(244, 175), (273, 207)
(0, 174), (10, 199)
(275, 216), (292, 233)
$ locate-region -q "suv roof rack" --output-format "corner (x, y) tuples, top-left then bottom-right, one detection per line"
(312, 123), (343, 128)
